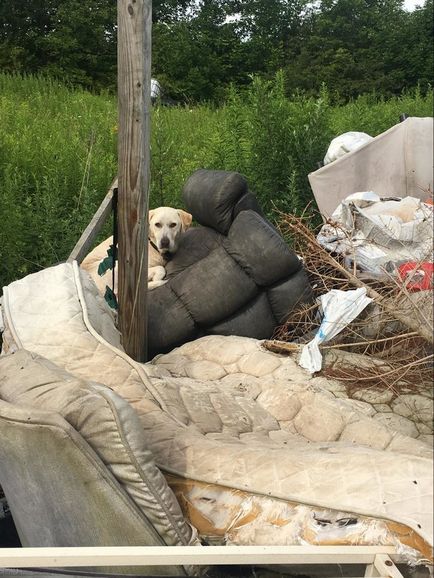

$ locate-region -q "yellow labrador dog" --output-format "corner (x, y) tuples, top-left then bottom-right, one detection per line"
(81, 207), (192, 294)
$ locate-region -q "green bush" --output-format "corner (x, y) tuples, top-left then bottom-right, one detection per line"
(182, 74), (333, 217)
(150, 104), (222, 208)
(1, 72), (432, 288)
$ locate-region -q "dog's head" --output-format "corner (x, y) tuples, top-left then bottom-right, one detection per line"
(149, 207), (192, 255)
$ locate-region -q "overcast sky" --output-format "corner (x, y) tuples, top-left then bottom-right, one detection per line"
(403, 0), (425, 10)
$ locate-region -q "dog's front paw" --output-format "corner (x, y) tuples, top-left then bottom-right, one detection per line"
(148, 265), (166, 283)
(148, 279), (168, 290)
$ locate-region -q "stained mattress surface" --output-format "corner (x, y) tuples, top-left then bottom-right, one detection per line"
(1, 262), (432, 559)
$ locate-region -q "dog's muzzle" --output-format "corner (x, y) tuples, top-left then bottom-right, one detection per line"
(149, 238), (173, 261)
(160, 236), (171, 250)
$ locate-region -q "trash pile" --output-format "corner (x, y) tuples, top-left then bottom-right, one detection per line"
(266, 118), (433, 397)
(266, 205), (433, 394)
(316, 192), (433, 280)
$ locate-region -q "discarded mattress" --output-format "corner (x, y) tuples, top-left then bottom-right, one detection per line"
(309, 117), (434, 218)
(1, 262), (433, 563)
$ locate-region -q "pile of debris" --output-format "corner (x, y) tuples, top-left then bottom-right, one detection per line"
(266, 119), (433, 401)
(265, 198), (433, 398)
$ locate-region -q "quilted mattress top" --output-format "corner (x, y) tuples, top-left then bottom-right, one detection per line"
(1, 262), (432, 550)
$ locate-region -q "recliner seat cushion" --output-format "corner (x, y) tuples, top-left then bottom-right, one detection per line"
(147, 284), (198, 353)
(208, 293), (276, 338)
(170, 246), (258, 326)
(165, 227), (224, 279)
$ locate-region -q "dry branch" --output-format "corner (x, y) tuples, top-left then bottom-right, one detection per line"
(278, 213), (433, 344)
(269, 211), (433, 394)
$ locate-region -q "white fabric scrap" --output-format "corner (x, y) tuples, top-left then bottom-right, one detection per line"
(299, 288), (372, 373)
(324, 132), (373, 165)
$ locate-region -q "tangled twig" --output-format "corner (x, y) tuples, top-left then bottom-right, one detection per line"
(268, 211), (433, 394)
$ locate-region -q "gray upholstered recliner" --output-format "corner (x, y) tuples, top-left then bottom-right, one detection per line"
(0, 349), (198, 576)
(148, 169), (313, 357)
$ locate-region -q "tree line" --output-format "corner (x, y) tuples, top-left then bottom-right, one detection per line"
(0, 0), (432, 102)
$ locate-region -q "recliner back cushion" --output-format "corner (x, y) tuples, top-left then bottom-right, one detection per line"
(224, 210), (302, 286)
(0, 350), (195, 547)
(183, 169), (250, 234)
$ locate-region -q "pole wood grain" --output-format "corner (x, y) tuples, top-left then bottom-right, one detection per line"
(117, 0), (151, 361)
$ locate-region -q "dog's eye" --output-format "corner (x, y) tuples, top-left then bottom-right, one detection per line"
(169, 223), (177, 228)
(154, 223), (162, 228)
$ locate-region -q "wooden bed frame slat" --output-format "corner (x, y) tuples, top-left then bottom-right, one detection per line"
(67, 178), (117, 265)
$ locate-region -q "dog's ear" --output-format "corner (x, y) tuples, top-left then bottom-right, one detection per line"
(178, 210), (193, 231)
(148, 209), (156, 240)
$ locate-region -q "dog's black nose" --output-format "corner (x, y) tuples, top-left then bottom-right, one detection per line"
(160, 236), (170, 249)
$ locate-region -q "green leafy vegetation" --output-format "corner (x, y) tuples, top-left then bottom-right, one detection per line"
(0, 72), (432, 288)
(0, 74), (117, 285)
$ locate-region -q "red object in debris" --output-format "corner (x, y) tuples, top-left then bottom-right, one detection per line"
(398, 262), (434, 291)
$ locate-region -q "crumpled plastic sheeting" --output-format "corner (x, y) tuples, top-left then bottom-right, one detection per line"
(324, 132), (373, 165)
(317, 193), (433, 278)
(299, 288), (372, 373)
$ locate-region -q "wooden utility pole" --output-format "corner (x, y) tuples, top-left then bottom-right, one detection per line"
(117, 0), (151, 361)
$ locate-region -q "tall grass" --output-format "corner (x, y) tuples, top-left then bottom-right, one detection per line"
(0, 72), (432, 288)
(0, 74), (117, 286)
(204, 76), (332, 215)
(329, 86), (433, 136)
